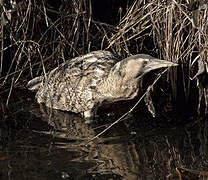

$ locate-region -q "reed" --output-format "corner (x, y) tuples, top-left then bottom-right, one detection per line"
(0, 0), (207, 114)
(108, 0), (208, 114)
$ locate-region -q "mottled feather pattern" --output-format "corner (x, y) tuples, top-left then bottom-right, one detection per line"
(36, 51), (120, 113)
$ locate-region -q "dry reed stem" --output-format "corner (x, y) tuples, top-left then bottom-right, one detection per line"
(88, 68), (169, 143)
(108, 1), (208, 112)
(1, 0), (208, 113)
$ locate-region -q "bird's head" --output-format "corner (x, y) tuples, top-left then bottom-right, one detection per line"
(110, 54), (178, 83)
(98, 54), (178, 102)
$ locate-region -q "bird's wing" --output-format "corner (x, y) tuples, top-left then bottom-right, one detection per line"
(35, 50), (120, 113)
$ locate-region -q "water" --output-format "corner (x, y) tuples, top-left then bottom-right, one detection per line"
(0, 89), (208, 180)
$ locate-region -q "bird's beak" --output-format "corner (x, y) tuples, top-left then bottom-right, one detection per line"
(143, 59), (178, 73)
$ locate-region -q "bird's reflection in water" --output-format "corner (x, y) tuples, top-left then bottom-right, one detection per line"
(29, 104), (208, 180)
(1, 91), (207, 179)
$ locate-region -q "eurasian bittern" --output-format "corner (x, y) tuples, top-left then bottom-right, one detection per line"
(27, 50), (177, 118)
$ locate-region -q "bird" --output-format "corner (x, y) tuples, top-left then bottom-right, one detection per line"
(27, 50), (177, 118)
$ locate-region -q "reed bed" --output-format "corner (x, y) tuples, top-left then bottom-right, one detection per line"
(0, 0), (207, 115)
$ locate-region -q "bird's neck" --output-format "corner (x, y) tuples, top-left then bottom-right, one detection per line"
(96, 73), (141, 103)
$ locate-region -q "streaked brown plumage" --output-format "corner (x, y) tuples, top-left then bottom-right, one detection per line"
(27, 50), (177, 118)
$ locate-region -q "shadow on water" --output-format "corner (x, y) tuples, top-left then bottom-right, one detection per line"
(0, 89), (208, 180)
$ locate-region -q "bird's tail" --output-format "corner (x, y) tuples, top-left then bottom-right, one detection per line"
(27, 76), (43, 91)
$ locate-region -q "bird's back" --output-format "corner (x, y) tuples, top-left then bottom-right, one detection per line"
(34, 50), (120, 113)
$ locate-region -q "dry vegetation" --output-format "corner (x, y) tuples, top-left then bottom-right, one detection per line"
(0, 0), (208, 115)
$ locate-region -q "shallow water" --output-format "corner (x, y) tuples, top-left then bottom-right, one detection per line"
(0, 89), (208, 180)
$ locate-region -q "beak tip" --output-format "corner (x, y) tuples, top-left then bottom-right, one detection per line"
(170, 63), (178, 67)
